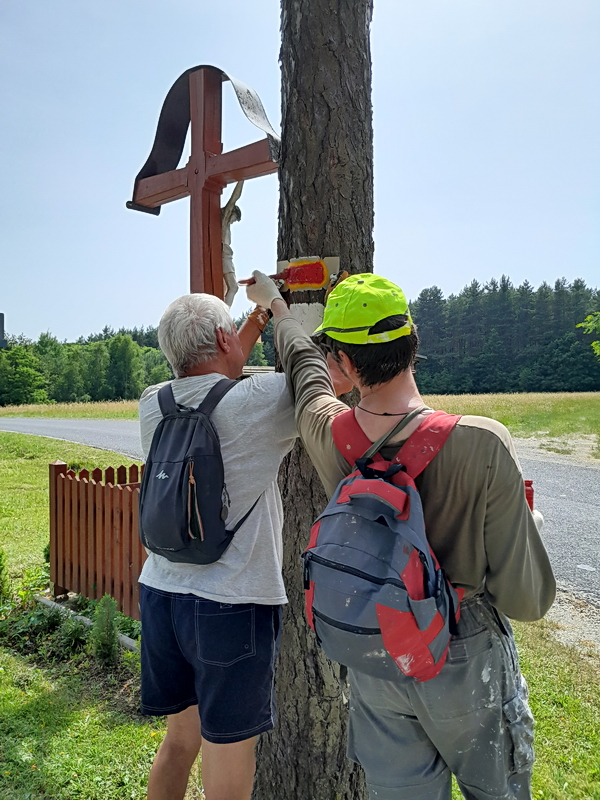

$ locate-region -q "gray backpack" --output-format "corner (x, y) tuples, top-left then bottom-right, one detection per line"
(139, 379), (259, 564)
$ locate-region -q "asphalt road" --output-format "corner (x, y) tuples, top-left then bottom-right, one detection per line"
(0, 418), (144, 461)
(1, 418), (599, 604)
(519, 455), (600, 606)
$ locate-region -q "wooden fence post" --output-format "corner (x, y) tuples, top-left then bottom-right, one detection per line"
(49, 461), (68, 596)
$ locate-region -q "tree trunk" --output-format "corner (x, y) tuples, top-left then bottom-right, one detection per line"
(253, 2), (374, 798)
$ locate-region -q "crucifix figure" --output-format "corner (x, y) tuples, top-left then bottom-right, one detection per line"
(221, 179), (244, 306)
(127, 65), (279, 301)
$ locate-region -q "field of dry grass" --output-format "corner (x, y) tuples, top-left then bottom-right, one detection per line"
(0, 400), (138, 419)
(423, 391), (600, 439)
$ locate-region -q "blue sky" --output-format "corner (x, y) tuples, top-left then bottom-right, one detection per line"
(1, 0), (598, 341)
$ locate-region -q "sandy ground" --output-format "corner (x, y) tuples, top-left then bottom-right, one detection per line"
(513, 434), (600, 666)
(544, 585), (600, 666)
(513, 433), (600, 468)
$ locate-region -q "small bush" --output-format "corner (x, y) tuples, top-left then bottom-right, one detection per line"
(54, 614), (89, 656)
(90, 594), (120, 665)
(117, 612), (142, 640)
(0, 604), (63, 653)
(15, 564), (49, 609)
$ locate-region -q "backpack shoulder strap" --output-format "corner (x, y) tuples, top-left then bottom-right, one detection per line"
(331, 409), (372, 466)
(391, 411), (461, 479)
(157, 383), (179, 417)
(197, 378), (238, 416)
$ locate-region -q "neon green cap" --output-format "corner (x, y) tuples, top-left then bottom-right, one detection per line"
(313, 273), (413, 344)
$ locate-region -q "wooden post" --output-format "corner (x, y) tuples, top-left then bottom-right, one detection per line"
(131, 487), (144, 622)
(121, 486), (132, 617)
(94, 478), (104, 598)
(113, 486), (124, 613)
(189, 68), (225, 295)
(49, 461), (68, 597)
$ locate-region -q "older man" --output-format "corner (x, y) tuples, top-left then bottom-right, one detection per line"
(138, 294), (296, 800)
(247, 271), (555, 800)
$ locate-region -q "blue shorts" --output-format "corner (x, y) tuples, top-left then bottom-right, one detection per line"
(139, 584), (283, 744)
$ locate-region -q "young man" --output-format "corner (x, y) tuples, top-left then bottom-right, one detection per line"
(138, 294), (296, 800)
(246, 271), (556, 800)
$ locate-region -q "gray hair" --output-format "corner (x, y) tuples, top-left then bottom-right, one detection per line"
(158, 294), (235, 377)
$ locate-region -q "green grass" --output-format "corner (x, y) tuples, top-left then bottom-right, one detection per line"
(1, 423), (600, 798)
(0, 648), (168, 800)
(0, 401), (138, 419)
(0, 432), (142, 578)
(514, 619), (600, 799)
(423, 391), (600, 439)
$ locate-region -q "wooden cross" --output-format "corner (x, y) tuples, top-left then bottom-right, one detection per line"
(127, 65), (279, 298)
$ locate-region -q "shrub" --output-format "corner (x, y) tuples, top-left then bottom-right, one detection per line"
(54, 614), (89, 656)
(90, 594), (120, 665)
(15, 564), (49, 609)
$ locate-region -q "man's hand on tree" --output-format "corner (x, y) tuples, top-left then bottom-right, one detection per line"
(246, 271), (284, 309)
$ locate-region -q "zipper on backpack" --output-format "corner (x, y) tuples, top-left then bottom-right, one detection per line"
(303, 557), (311, 590)
(312, 607), (381, 636)
(188, 461), (205, 541)
(303, 552), (407, 591)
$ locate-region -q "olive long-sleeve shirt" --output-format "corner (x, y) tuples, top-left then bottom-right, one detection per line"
(275, 312), (556, 622)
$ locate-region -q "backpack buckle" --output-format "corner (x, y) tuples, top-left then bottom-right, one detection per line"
(356, 457), (406, 482)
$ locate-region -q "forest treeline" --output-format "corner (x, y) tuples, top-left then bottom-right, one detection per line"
(411, 276), (600, 393)
(1, 276), (598, 405)
(0, 321), (271, 406)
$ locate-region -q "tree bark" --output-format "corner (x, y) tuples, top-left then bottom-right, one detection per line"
(253, 2), (374, 798)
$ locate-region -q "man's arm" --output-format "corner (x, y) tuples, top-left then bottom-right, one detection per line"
(483, 434), (556, 621)
(237, 306), (271, 363)
(244, 283), (351, 496)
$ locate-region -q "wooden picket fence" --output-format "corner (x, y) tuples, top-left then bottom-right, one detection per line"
(49, 461), (147, 621)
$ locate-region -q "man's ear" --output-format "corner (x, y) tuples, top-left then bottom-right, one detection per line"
(337, 351), (359, 383)
(215, 328), (231, 354)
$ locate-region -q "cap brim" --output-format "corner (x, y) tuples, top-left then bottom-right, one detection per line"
(311, 323), (412, 345)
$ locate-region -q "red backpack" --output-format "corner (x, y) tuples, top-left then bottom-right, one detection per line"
(302, 407), (465, 682)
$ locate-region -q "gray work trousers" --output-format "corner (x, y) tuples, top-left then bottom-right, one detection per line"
(347, 596), (534, 799)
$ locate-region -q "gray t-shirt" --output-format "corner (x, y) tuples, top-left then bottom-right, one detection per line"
(138, 372), (297, 605)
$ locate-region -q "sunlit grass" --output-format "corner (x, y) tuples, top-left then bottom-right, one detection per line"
(423, 392), (600, 439)
(514, 619), (600, 798)
(0, 432), (141, 578)
(0, 401), (138, 419)
(0, 649), (169, 800)
(0, 433), (201, 799)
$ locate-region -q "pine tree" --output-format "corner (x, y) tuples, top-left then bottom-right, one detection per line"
(90, 594), (119, 665)
(253, 1), (373, 797)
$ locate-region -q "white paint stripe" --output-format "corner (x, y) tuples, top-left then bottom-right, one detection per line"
(289, 303), (324, 335)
